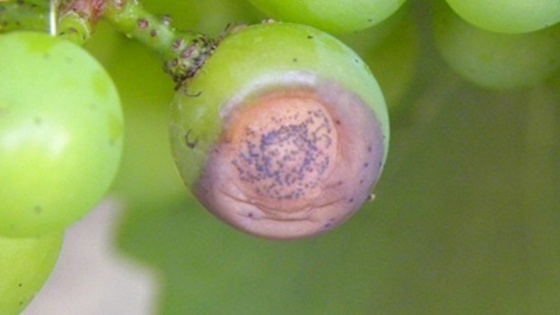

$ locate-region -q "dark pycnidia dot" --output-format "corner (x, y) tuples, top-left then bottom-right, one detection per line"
(234, 108), (334, 201)
(324, 218), (336, 228)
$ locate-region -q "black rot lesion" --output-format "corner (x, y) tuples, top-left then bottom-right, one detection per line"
(232, 109), (334, 202)
(184, 130), (199, 149)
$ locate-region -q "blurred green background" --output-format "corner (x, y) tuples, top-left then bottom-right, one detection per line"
(84, 1), (560, 314)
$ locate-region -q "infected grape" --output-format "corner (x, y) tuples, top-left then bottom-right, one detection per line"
(169, 22), (389, 240)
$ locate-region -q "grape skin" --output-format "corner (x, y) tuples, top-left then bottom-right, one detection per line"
(446, 0), (560, 34)
(247, 0), (407, 34)
(0, 232), (63, 314)
(434, 3), (560, 90)
(169, 22), (389, 240)
(0, 32), (124, 237)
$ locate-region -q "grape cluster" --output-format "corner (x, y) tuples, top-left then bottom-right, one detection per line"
(1, 0), (560, 313)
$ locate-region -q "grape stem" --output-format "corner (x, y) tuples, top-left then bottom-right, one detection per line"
(102, 0), (217, 85)
(1, 0), (221, 85)
(62, 0), (217, 84)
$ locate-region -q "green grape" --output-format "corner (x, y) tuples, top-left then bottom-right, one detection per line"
(169, 22), (390, 240)
(103, 34), (186, 204)
(143, 0), (262, 37)
(0, 232), (63, 314)
(433, 3), (560, 90)
(0, 31), (124, 237)
(247, 0), (407, 34)
(445, 0), (560, 34)
(341, 5), (419, 112)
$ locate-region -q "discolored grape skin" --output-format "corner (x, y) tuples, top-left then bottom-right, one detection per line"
(169, 23), (389, 240)
(0, 32), (124, 237)
(0, 232), (63, 314)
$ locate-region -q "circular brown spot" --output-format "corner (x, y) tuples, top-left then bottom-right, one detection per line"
(224, 91), (338, 213)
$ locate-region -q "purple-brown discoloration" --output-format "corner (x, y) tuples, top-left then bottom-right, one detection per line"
(195, 84), (385, 240)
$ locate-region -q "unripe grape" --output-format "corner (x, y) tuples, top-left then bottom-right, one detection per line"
(341, 5), (419, 111)
(0, 232), (63, 314)
(169, 22), (389, 240)
(105, 35), (186, 204)
(434, 3), (560, 90)
(143, 0), (262, 37)
(247, 0), (407, 34)
(0, 32), (124, 237)
(445, 0), (560, 34)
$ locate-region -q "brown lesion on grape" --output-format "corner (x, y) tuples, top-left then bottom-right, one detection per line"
(195, 83), (385, 240)
(229, 101), (335, 210)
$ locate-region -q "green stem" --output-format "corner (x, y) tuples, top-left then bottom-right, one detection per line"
(2, 0), (218, 85)
(57, 0), (99, 45)
(102, 0), (215, 85)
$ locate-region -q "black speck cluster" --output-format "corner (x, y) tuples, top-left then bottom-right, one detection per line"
(232, 108), (334, 201)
